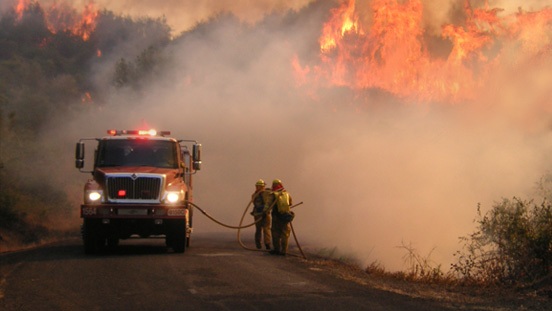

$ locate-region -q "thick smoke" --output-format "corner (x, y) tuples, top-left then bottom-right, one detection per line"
(50, 0), (552, 270)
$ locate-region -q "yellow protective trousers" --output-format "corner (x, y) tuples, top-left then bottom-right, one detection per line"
(254, 214), (271, 249)
(271, 215), (291, 254)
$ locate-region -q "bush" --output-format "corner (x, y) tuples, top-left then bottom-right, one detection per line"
(452, 198), (552, 285)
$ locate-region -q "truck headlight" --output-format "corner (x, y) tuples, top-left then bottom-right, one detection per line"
(86, 190), (103, 203)
(164, 190), (184, 204)
(166, 192), (180, 203)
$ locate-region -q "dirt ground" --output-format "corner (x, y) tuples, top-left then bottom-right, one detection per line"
(301, 255), (552, 311)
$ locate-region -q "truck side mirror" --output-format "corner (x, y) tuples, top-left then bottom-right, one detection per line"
(75, 142), (85, 169)
(193, 161), (202, 171)
(192, 144), (202, 171)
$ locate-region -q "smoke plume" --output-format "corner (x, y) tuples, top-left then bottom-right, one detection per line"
(41, 0), (552, 270)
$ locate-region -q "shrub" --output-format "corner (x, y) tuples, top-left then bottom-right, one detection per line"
(452, 198), (552, 285)
(397, 241), (450, 283)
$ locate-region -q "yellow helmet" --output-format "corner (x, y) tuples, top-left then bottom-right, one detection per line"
(272, 179), (282, 185)
(256, 179), (265, 186)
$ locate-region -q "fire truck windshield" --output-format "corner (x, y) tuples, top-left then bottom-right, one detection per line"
(96, 139), (178, 168)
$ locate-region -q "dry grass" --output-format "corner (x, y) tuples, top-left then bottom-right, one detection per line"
(303, 251), (552, 311)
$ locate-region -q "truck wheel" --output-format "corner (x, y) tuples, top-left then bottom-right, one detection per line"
(167, 219), (187, 253)
(83, 219), (103, 254)
(172, 236), (186, 253)
(168, 229), (187, 253)
(83, 235), (96, 254)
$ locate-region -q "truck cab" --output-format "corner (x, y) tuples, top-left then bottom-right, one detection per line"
(75, 129), (201, 254)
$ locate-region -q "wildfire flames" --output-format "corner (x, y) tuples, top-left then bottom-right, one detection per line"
(15, 0), (98, 41)
(297, 0), (552, 103)
(10, 0), (552, 105)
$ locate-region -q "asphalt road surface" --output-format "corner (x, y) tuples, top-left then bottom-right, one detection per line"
(1, 232), (457, 311)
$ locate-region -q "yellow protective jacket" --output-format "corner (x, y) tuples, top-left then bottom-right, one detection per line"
(270, 190), (292, 214)
(252, 189), (271, 215)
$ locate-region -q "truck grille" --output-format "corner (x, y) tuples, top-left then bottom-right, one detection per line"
(106, 176), (162, 201)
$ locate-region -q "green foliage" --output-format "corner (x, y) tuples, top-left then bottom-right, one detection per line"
(452, 198), (552, 285)
(94, 10), (170, 58)
(113, 46), (166, 89)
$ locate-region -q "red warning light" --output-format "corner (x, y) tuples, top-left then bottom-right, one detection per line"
(106, 129), (167, 136)
(138, 129), (157, 136)
(118, 190), (126, 197)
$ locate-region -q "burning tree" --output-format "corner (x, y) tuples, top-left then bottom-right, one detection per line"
(294, 0), (552, 103)
(14, 0), (98, 41)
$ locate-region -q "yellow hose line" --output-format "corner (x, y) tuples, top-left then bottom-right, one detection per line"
(187, 200), (261, 229)
(236, 193), (279, 253)
(236, 197), (306, 259)
(291, 221), (307, 259)
(187, 195), (307, 259)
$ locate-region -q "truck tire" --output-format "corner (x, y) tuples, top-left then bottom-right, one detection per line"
(83, 219), (104, 254)
(166, 234), (186, 252)
(167, 219), (188, 253)
(83, 235), (96, 254)
(172, 237), (186, 253)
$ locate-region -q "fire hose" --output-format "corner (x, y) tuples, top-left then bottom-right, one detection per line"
(237, 200), (306, 259)
(185, 195), (307, 259)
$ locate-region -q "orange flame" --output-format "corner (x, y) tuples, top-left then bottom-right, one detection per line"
(15, 0), (31, 19)
(305, 0), (552, 103)
(77, 2), (98, 41)
(81, 92), (93, 103)
(320, 0), (363, 53)
(14, 0), (98, 41)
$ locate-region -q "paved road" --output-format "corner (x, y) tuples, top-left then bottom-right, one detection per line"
(1, 232), (455, 311)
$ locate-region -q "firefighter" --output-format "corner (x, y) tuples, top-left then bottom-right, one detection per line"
(268, 179), (293, 256)
(251, 179), (271, 250)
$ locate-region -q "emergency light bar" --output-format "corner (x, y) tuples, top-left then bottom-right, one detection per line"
(107, 129), (171, 137)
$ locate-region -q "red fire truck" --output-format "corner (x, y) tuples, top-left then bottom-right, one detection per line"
(75, 129), (201, 254)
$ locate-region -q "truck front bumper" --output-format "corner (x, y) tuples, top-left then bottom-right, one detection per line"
(80, 204), (189, 219)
